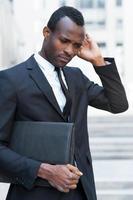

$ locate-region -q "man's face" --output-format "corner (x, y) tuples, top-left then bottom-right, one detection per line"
(43, 17), (85, 68)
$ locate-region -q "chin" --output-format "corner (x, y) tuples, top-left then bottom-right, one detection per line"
(54, 62), (66, 68)
(59, 61), (69, 67)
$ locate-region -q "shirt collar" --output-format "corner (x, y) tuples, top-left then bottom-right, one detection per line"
(34, 53), (55, 73)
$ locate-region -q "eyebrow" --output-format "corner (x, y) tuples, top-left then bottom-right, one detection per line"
(60, 35), (82, 46)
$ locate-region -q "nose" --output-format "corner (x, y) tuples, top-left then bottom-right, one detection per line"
(64, 44), (75, 57)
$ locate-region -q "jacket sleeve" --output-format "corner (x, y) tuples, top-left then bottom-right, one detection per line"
(84, 58), (128, 113)
(0, 70), (41, 190)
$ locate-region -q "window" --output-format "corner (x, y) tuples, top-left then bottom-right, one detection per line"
(86, 21), (94, 25)
(60, 0), (66, 6)
(97, 20), (105, 28)
(98, 42), (106, 48)
(97, 0), (105, 8)
(116, 19), (123, 29)
(86, 20), (105, 30)
(79, 0), (105, 9)
(116, 42), (123, 47)
(116, 0), (122, 6)
(80, 0), (93, 8)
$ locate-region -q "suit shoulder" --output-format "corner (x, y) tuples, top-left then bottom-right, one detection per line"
(65, 66), (90, 90)
(0, 60), (26, 74)
(0, 60), (29, 89)
(0, 57), (30, 81)
(66, 66), (88, 82)
(65, 66), (84, 75)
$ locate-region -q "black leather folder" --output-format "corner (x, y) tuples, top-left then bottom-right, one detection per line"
(0, 121), (75, 185)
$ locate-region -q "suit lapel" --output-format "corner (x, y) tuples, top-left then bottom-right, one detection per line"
(26, 56), (65, 120)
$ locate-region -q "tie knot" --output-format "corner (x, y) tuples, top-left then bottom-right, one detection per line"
(55, 67), (63, 80)
(55, 67), (60, 73)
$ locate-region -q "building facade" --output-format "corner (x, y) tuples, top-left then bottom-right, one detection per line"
(0, 0), (18, 68)
(0, 0), (132, 112)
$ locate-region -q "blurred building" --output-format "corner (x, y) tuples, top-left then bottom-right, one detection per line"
(0, 0), (17, 68)
(0, 0), (132, 112)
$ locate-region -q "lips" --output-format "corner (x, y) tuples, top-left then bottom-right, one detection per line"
(58, 55), (71, 63)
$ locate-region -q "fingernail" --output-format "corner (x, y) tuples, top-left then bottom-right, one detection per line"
(79, 172), (83, 176)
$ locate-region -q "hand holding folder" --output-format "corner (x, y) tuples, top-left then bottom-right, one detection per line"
(0, 121), (75, 185)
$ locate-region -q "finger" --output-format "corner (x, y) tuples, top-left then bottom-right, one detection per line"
(85, 34), (93, 45)
(63, 189), (70, 193)
(66, 164), (78, 171)
(67, 164), (83, 176)
(49, 181), (56, 188)
(49, 181), (69, 193)
(75, 170), (83, 176)
(77, 48), (82, 56)
(86, 34), (91, 40)
(68, 184), (77, 190)
(57, 186), (69, 193)
(68, 179), (79, 185)
(68, 173), (81, 182)
(64, 178), (79, 189)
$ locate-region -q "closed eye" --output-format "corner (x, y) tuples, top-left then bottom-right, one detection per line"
(59, 37), (82, 49)
(74, 43), (82, 49)
(60, 38), (69, 43)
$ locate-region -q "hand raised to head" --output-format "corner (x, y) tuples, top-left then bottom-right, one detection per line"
(77, 34), (105, 66)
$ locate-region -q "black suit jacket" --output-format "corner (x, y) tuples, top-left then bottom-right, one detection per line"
(0, 55), (128, 200)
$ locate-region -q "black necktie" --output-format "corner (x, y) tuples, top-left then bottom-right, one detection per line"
(55, 67), (72, 120)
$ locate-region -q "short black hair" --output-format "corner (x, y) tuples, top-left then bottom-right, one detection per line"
(47, 6), (84, 32)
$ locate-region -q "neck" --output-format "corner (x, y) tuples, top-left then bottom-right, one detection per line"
(39, 50), (45, 59)
(39, 41), (47, 59)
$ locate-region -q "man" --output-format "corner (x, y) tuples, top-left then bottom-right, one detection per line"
(0, 6), (128, 200)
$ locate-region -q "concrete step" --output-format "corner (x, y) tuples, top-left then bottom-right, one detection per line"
(96, 181), (133, 190)
(97, 189), (133, 195)
(91, 144), (133, 150)
(89, 128), (133, 138)
(89, 122), (133, 128)
(90, 137), (133, 143)
(91, 152), (133, 160)
(93, 160), (133, 200)
(93, 160), (133, 182)
(89, 128), (133, 137)
(89, 116), (133, 199)
(97, 193), (133, 200)
(89, 116), (133, 139)
(89, 116), (133, 124)
(90, 137), (133, 159)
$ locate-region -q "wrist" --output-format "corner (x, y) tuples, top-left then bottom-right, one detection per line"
(91, 56), (106, 67)
(37, 163), (53, 180)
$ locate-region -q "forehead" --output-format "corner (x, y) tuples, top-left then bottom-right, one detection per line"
(53, 16), (85, 42)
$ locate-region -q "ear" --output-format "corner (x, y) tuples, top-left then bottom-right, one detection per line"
(43, 26), (51, 39)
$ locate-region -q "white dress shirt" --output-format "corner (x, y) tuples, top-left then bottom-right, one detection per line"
(34, 53), (67, 112)
(34, 53), (77, 166)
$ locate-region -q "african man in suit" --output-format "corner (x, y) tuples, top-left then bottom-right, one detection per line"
(0, 6), (128, 200)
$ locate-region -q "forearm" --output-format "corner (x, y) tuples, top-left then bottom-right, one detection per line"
(94, 58), (129, 113)
(0, 144), (41, 189)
